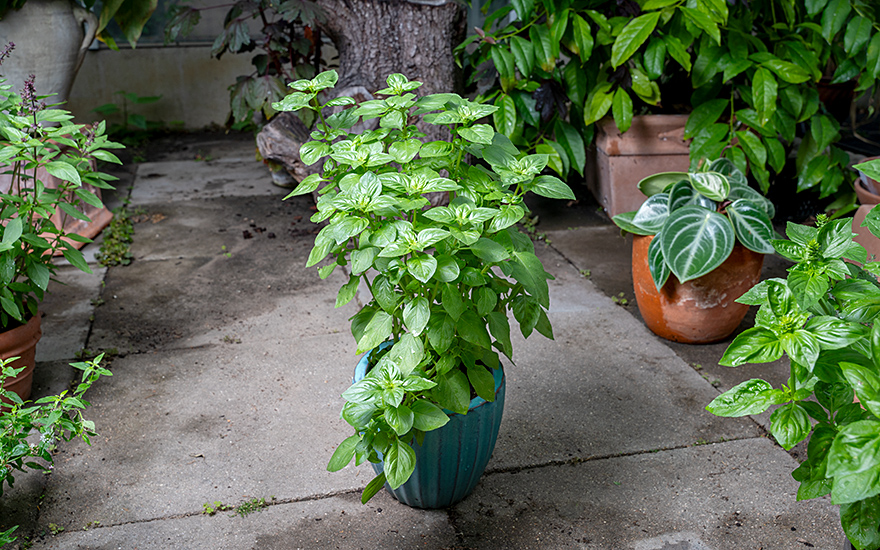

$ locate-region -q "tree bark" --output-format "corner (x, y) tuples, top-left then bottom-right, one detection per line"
(318, 0), (466, 98)
(257, 0), (467, 191)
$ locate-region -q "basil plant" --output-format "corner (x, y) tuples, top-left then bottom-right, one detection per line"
(612, 159), (775, 290)
(272, 70), (574, 503)
(707, 189), (880, 549)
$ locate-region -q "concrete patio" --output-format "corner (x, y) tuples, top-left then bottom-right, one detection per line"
(0, 132), (844, 549)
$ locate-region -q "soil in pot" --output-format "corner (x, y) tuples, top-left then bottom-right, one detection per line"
(632, 235), (764, 344)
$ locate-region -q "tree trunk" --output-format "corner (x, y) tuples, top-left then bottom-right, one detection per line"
(318, 0), (466, 99)
(258, 0), (467, 195)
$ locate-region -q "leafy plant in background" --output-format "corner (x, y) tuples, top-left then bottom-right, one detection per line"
(91, 91), (164, 145)
(0, 45), (123, 328)
(457, 0), (721, 179)
(706, 159), (880, 550)
(273, 70), (574, 502)
(612, 158), (775, 288)
(1, 355), (110, 546)
(462, 0), (879, 208)
(164, 0), (324, 129)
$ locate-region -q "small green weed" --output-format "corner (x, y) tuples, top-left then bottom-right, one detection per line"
(96, 205), (141, 267)
(82, 521), (101, 531)
(235, 496), (274, 517)
(90, 298), (105, 307)
(221, 335), (241, 344)
(203, 501), (232, 515)
(47, 524), (64, 535)
(579, 269), (591, 278)
(221, 245), (232, 258)
(611, 292), (629, 306)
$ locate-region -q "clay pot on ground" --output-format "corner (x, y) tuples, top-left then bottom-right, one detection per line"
(631, 235), (764, 344)
(586, 114), (691, 218)
(0, 314), (43, 402)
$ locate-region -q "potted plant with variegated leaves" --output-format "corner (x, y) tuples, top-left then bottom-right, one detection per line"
(272, 69), (575, 508)
(612, 158), (776, 343)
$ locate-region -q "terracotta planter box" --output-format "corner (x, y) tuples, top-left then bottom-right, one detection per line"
(586, 114), (691, 218)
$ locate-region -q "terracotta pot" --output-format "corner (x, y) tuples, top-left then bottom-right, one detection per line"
(632, 235), (764, 344)
(0, 314), (43, 402)
(856, 156), (880, 206)
(586, 114), (691, 218)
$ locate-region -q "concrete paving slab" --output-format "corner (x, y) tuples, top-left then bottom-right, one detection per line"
(88, 230), (354, 354)
(129, 159), (277, 205)
(28, 491), (457, 550)
(453, 438), (842, 549)
(484, 245), (759, 471)
(35, 335), (372, 528)
(127, 194), (315, 263)
(37, 267), (107, 363)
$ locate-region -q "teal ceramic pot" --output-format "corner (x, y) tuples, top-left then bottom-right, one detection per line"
(354, 346), (506, 509)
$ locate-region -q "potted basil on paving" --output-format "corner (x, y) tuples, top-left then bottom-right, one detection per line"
(0, 46), (123, 401)
(273, 69), (575, 507)
(612, 159), (776, 343)
(707, 159), (880, 549)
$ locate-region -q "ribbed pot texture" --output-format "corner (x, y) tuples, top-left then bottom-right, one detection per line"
(632, 235), (764, 344)
(0, 314), (43, 402)
(354, 348), (505, 509)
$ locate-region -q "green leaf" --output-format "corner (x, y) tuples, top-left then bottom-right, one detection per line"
(643, 38), (666, 80)
(471, 238), (509, 263)
(841, 499), (880, 550)
(356, 311), (393, 354)
(420, 141), (455, 158)
(554, 119), (586, 176)
(821, 0), (851, 43)
(647, 234), (670, 290)
(719, 327), (784, 366)
(828, 421), (880, 479)
(432, 369), (470, 414)
(474, 286), (497, 317)
(706, 379), (784, 417)
(384, 405), (414, 436)
(528, 175), (575, 200)
(389, 139), (421, 164)
(336, 275), (359, 308)
(572, 14), (594, 63)
(726, 200), (775, 254)
(487, 311), (513, 357)
(62, 247), (91, 273)
(490, 46), (517, 93)
(689, 172), (729, 202)
(411, 400), (449, 431)
(403, 297), (430, 336)
(284, 173), (324, 198)
(509, 250), (551, 308)
(845, 16), (873, 55)
(663, 33), (691, 72)
(426, 312), (454, 353)
(612, 88), (633, 134)
(457, 310), (491, 350)
(659, 206), (735, 282)
(388, 333), (425, 376)
(583, 83), (613, 126)
(407, 254), (438, 284)
(384, 439), (416, 489)
(2, 218), (22, 246)
(841, 362), (880, 419)
(509, 0), (535, 21)
(493, 95), (518, 139)
(300, 141), (330, 165)
(611, 12), (660, 69)
(752, 67), (777, 127)
(442, 283), (464, 321)
(45, 161), (82, 185)
(529, 24), (555, 72)
(684, 99), (728, 140)
(509, 36), (535, 77)
(769, 402), (812, 450)
(832, 468), (880, 505)
(327, 435), (359, 472)
(680, 7), (720, 44)
(457, 124), (495, 145)
(361, 472), (386, 504)
(467, 363), (496, 402)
